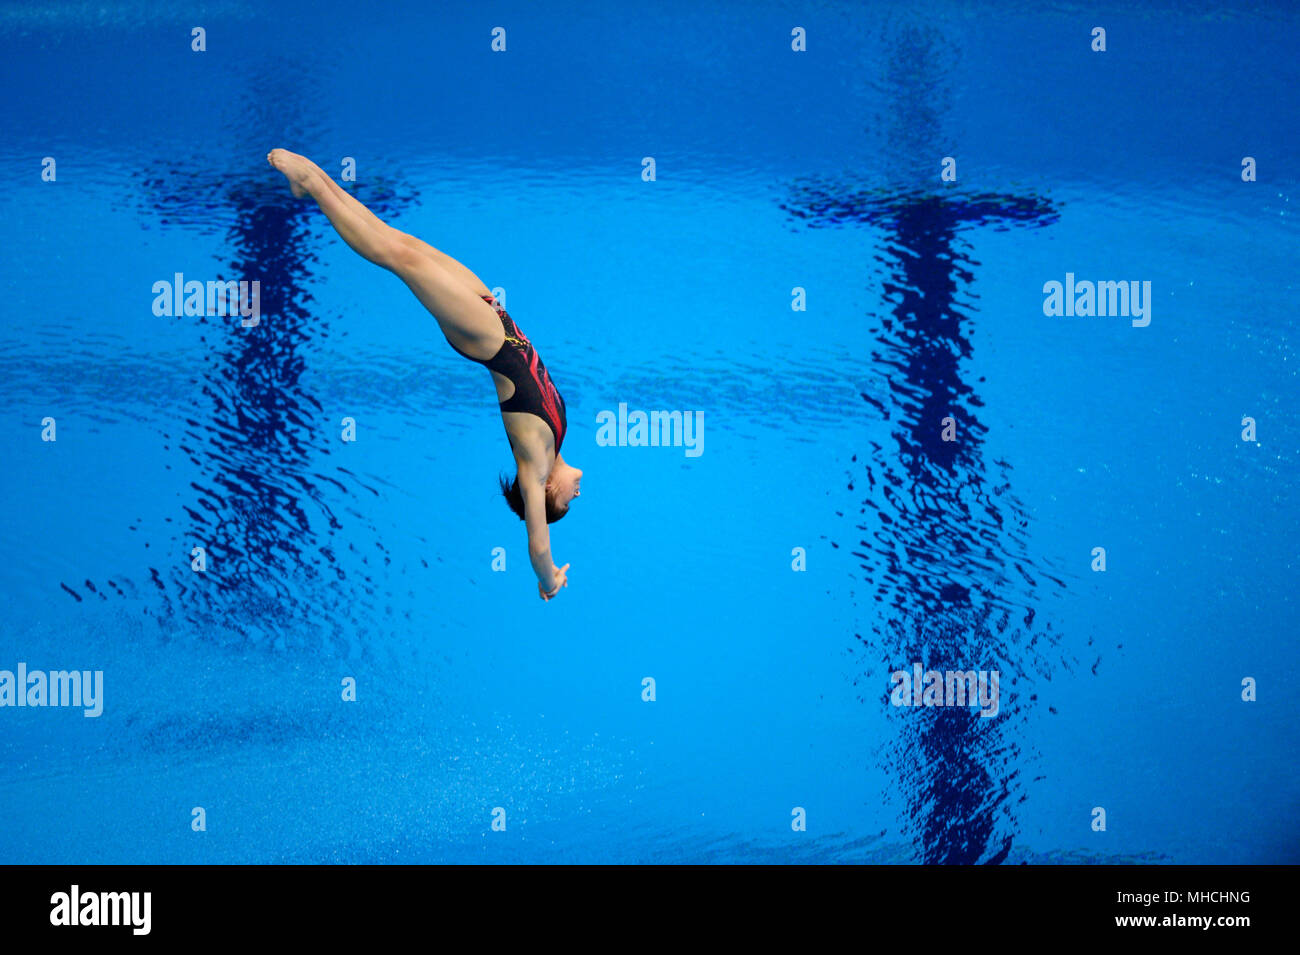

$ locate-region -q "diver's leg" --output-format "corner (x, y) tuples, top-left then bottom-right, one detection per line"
(308, 164), (493, 298)
(391, 230), (492, 299)
(267, 148), (502, 358)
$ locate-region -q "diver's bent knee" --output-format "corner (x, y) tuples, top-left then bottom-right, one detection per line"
(380, 238), (423, 275)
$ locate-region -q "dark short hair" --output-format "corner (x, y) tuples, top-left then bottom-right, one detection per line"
(499, 472), (569, 524)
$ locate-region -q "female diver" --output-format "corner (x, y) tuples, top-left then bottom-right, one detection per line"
(267, 149), (580, 602)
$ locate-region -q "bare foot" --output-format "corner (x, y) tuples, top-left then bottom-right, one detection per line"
(267, 148), (317, 198)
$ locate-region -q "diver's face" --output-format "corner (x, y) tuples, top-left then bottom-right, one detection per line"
(547, 463), (582, 507)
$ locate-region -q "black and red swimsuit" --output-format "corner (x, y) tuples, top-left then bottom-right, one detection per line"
(450, 293), (567, 452)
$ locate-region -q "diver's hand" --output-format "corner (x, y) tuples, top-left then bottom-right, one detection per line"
(539, 563), (570, 601)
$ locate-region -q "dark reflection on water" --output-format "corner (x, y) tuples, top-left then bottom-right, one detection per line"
(779, 12), (1087, 866)
(785, 180), (1076, 864)
(86, 123), (420, 654)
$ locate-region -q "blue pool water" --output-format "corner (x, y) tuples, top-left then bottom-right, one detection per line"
(1, 0), (1297, 864)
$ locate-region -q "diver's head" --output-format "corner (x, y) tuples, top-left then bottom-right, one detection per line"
(499, 460), (582, 524)
(546, 459), (582, 510)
